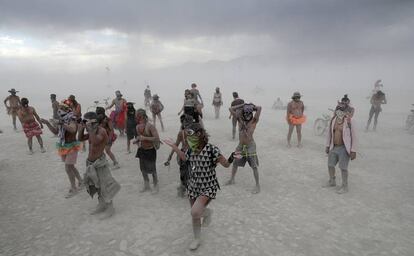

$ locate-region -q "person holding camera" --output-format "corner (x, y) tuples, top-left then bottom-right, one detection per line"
(41, 102), (83, 198)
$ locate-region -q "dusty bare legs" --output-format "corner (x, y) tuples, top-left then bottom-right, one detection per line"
(189, 196), (211, 250)
(105, 145), (119, 168)
(287, 124), (302, 147)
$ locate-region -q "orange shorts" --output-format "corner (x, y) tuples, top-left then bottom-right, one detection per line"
(289, 114), (306, 125)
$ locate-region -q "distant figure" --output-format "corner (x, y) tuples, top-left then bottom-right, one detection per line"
(150, 94), (165, 132)
(125, 102), (137, 154)
(78, 112), (121, 219)
(286, 92), (306, 148)
(272, 97), (284, 110)
(50, 94), (59, 121)
(178, 89), (202, 124)
(324, 101), (357, 194)
(366, 90), (387, 131)
(229, 92), (245, 140)
(190, 83), (204, 118)
(212, 87), (223, 119)
(17, 97), (45, 154)
(106, 90), (127, 136)
(96, 107), (120, 169)
(144, 85), (152, 109)
(4, 88), (21, 130)
(226, 103), (262, 194)
(41, 103), (83, 198)
(67, 95), (82, 121)
(135, 109), (160, 194)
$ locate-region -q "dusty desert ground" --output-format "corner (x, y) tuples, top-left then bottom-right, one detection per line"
(1, 87), (414, 256)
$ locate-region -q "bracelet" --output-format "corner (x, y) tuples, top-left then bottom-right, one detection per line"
(227, 153), (235, 164)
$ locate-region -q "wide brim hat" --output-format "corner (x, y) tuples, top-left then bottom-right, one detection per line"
(8, 88), (18, 93)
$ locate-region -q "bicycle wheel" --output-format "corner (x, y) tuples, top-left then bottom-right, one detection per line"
(314, 118), (327, 136)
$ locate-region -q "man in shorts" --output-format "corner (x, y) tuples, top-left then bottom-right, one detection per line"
(324, 100), (357, 194)
(229, 92), (245, 140)
(4, 88), (21, 130)
(226, 103), (262, 194)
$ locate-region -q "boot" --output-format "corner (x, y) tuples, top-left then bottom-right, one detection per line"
(140, 181), (151, 193)
(90, 197), (106, 215)
(322, 177), (336, 188)
(99, 201), (115, 220)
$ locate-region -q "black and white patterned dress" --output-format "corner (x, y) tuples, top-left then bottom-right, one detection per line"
(186, 143), (221, 199)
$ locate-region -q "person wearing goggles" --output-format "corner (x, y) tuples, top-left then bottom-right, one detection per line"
(78, 112), (121, 219)
(226, 103), (262, 194)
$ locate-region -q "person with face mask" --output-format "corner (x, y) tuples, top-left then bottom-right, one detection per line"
(286, 92), (306, 147)
(78, 112), (121, 219)
(324, 99), (357, 194)
(4, 88), (21, 130)
(17, 97), (45, 154)
(106, 90), (127, 136)
(134, 109), (161, 194)
(96, 107), (120, 169)
(163, 122), (237, 251)
(125, 102), (137, 154)
(41, 103), (83, 198)
(212, 87), (223, 119)
(226, 103), (262, 194)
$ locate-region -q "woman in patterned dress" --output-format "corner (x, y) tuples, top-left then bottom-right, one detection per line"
(163, 122), (239, 251)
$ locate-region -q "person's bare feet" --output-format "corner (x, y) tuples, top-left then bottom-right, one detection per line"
(251, 185), (261, 194)
(189, 238), (201, 251)
(65, 189), (78, 199)
(40, 147), (46, 153)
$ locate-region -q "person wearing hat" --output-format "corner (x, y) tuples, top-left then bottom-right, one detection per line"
(41, 102), (84, 198)
(78, 112), (121, 219)
(150, 94), (165, 132)
(212, 87), (223, 119)
(286, 92), (306, 147)
(106, 90), (127, 136)
(4, 88), (21, 130)
(226, 102), (262, 194)
(324, 98), (357, 194)
(134, 108), (160, 194)
(366, 90), (387, 131)
(17, 97), (46, 154)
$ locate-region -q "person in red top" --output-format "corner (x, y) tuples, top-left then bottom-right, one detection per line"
(106, 90), (127, 136)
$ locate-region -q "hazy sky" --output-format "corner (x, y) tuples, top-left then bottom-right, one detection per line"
(1, 0), (413, 71)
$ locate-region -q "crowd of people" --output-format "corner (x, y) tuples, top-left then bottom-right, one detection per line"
(2, 80), (392, 250)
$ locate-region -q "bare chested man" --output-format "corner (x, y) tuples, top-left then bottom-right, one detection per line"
(226, 103), (262, 194)
(4, 88), (21, 130)
(144, 85), (152, 109)
(96, 107), (120, 169)
(150, 94), (165, 132)
(134, 109), (160, 194)
(229, 92), (244, 140)
(287, 92), (306, 147)
(78, 112), (121, 219)
(41, 103), (83, 198)
(17, 98), (45, 154)
(50, 94), (59, 120)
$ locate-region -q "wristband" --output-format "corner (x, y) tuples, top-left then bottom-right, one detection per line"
(227, 152), (235, 164)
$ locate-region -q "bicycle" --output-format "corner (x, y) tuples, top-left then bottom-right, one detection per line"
(313, 108), (334, 136)
(87, 97), (111, 114)
(405, 104), (414, 134)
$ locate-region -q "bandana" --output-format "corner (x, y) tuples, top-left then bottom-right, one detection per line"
(187, 135), (200, 151)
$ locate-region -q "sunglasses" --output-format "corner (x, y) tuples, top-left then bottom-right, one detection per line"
(82, 119), (97, 124)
